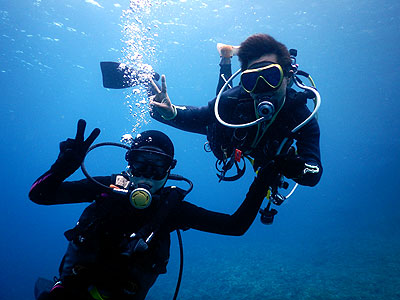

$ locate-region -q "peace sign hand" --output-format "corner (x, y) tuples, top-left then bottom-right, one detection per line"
(149, 75), (177, 120)
(55, 119), (100, 175)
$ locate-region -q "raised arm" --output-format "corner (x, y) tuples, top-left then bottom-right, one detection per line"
(29, 119), (101, 205)
(149, 75), (212, 135)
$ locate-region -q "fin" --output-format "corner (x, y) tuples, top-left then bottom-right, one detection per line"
(100, 61), (136, 89)
(100, 61), (160, 89)
(34, 277), (54, 300)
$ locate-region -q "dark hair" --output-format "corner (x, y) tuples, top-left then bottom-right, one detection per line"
(238, 34), (292, 75)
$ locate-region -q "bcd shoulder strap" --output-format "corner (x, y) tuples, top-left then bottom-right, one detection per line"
(136, 186), (187, 239)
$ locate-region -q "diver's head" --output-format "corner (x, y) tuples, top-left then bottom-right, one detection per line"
(240, 55), (288, 120)
(238, 33), (292, 74)
(125, 130), (176, 195)
(238, 34), (292, 121)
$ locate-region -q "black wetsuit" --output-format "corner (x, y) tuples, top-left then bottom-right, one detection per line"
(29, 167), (269, 299)
(151, 68), (322, 187)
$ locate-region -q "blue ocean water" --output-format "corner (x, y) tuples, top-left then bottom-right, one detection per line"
(1, 0), (400, 299)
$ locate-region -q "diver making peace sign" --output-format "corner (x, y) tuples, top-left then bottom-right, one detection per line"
(30, 119), (277, 300)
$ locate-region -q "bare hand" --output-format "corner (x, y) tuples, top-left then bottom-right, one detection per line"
(149, 75), (176, 119)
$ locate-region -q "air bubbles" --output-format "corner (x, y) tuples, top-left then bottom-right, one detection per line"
(121, 133), (134, 144)
(120, 0), (161, 133)
(53, 22), (63, 27)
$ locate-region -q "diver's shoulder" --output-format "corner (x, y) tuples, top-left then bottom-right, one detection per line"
(208, 86), (244, 106)
(285, 88), (309, 107)
(162, 185), (187, 199)
(225, 86), (251, 100)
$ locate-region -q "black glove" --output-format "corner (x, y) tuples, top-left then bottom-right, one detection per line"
(254, 160), (280, 190)
(273, 147), (307, 179)
(51, 119), (100, 176)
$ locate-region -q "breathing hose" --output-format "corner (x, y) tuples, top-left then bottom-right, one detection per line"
(214, 68), (321, 200)
(214, 69), (268, 128)
(275, 74), (321, 199)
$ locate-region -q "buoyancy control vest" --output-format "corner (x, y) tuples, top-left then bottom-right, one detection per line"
(206, 87), (311, 176)
(62, 173), (187, 275)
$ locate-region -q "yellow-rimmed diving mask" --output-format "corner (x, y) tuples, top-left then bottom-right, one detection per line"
(240, 62), (284, 94)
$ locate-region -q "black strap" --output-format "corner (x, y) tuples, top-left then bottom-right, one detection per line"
(136, 187), (186, 240)
(216, 158), (246, 182)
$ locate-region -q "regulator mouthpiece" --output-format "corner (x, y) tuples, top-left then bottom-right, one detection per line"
(130, 184), (152, 209)
(257, 100), (275, 120)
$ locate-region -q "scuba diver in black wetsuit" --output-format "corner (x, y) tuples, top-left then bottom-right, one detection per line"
(147, 34), (322, 224)
(30, 119), (275, 300)
(149, 33), (322, 185)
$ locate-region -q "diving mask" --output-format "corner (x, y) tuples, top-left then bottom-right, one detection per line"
(241, 62), (284, 94)
(127, 149), (175, 180)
